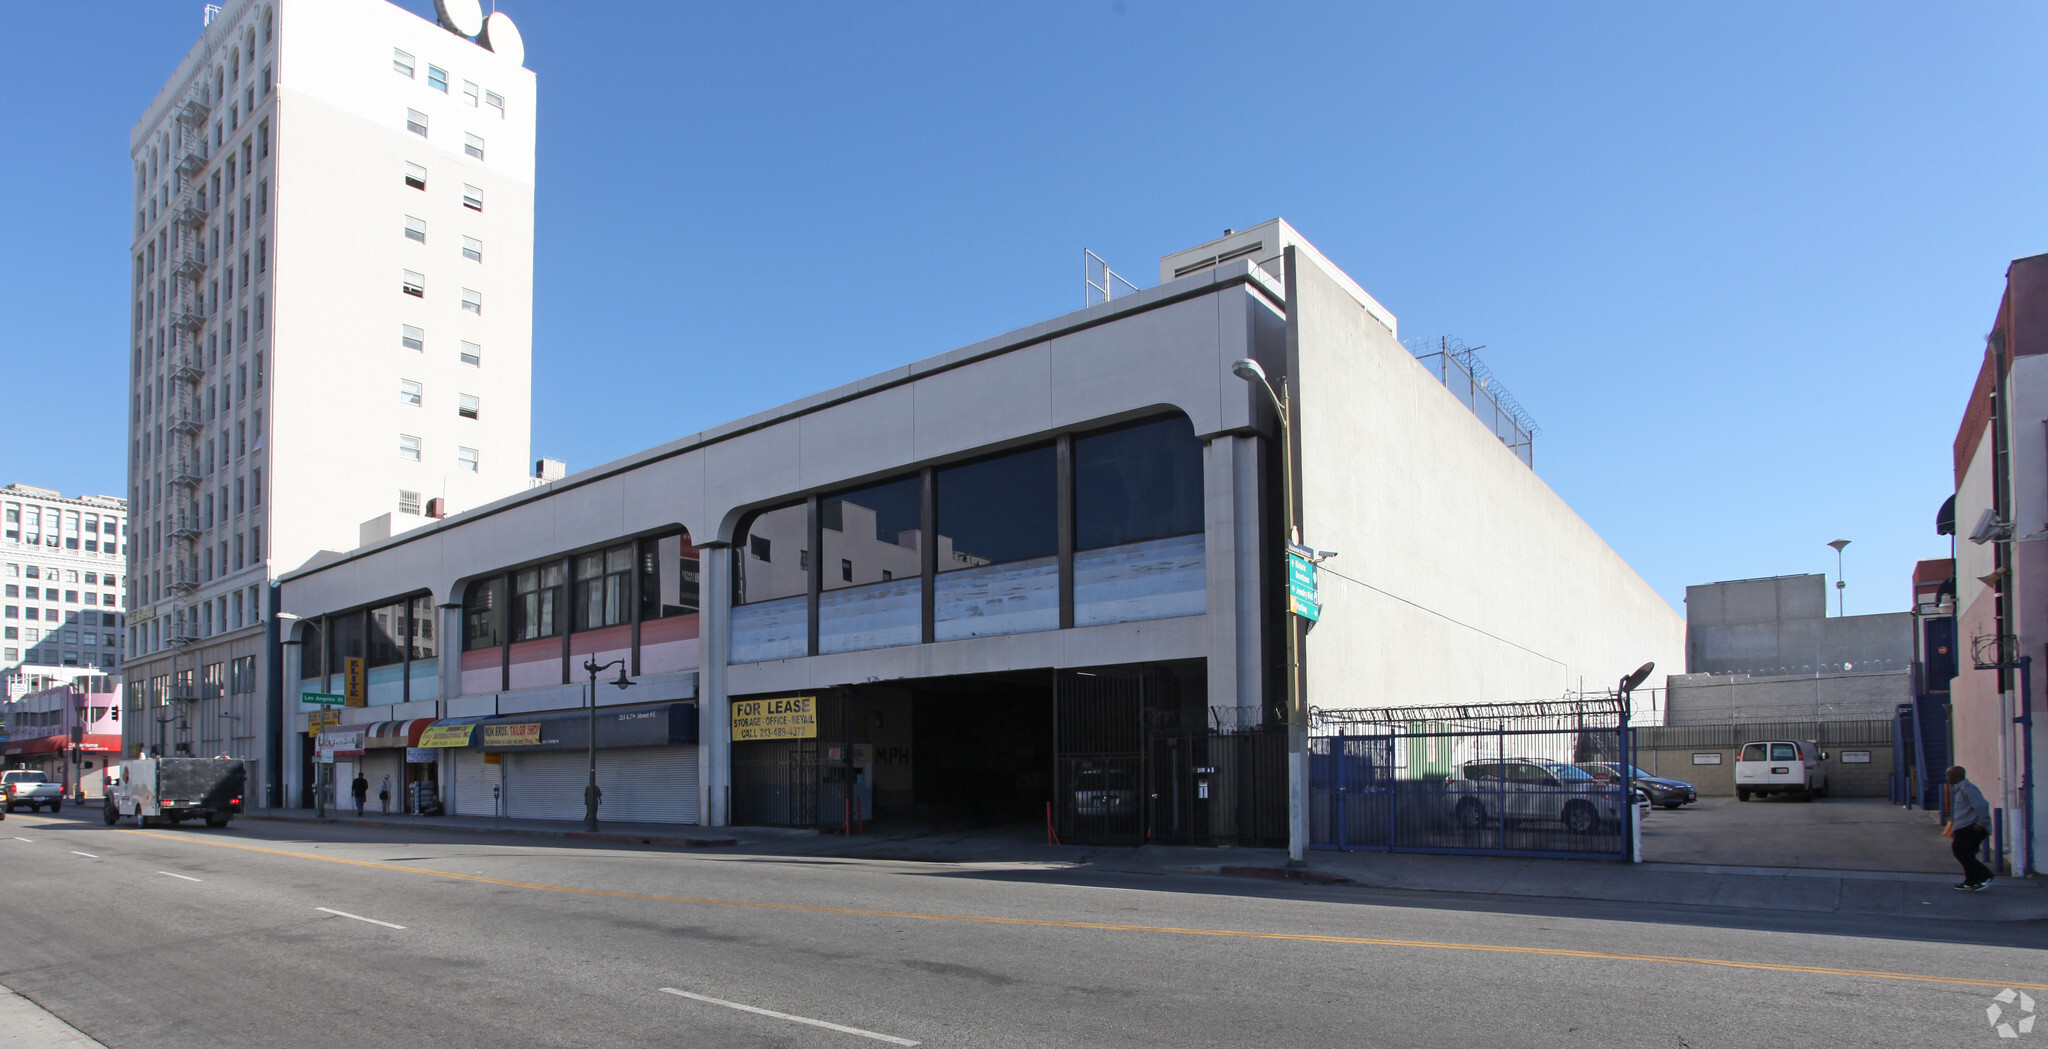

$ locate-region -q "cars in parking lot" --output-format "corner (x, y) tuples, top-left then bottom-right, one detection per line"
(1576, 762), (1698, 809)
(1735, 740), (1828, 801)
(1071, 768), (1137, 818)
(1445, 759), (1637, 833)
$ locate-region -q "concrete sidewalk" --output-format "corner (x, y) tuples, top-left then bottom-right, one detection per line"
(227, 807), (2045, 923)
(0, 984), (104, 1049)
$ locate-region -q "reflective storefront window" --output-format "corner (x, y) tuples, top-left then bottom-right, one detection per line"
(732, 504), (808, 662)
(1074, 416), (1207, 625)
(820, 477), (922, 653)
(934, 445), (1059, 640)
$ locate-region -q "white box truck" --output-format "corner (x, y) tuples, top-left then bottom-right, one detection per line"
(103, 758), (246, 828)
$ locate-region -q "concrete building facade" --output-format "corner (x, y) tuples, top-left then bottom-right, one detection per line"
(274, 219), (1684, 835)
(121, 0), (536, 800)
(0, 485), (127, 677)
(1667, 573), (1914, 725)
(1, 670), (122, 799)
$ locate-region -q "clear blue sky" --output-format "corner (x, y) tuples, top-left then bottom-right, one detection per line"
(2, 1), (2042, 617)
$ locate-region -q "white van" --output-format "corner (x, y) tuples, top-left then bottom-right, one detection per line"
(1735, 740), (1828, 801)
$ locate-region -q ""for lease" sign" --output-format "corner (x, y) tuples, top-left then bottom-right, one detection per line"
(731, 696), (818, 741)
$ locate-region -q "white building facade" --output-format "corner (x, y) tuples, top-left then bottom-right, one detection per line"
(122, 0), (536, 801)
(0, 485), (127, 676)
(276, 220), (1684, 836)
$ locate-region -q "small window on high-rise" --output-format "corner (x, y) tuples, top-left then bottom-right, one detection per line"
(463, 81), (479, 106)
(485, 91), (505, 118)
(461, 236), (482, 263)
(402, 270), (425, 297)
(459, 341), (481, 367)
(403, 215), (426, 243)
(427, 66), (448, 93)
(464, 133), (485, 161)
(461, 184), (483, 212)
(460, 288), (481, 316)
(393, 49), (415, 77)
(399, 379), (422, 406)
(398, 434), (421, 461)
(457, 447), (479, 473)
(402, 325), (424, 351)
(405, 109), (428, 137)
(458, 394), (479, 420)
(404, 162), (427, 190)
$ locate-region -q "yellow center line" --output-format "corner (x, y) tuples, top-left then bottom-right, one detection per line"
(114, 828), (2045, 993)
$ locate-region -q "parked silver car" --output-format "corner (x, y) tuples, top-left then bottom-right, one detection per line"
(1445, 759), (1633, 833)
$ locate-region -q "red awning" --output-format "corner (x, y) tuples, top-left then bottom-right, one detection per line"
(366, 719), (435, 749)
(2, 736), (66, 757)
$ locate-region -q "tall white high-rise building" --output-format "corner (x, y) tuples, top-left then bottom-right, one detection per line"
(123, 0), (535, 791)
(0, 485), (127, 678)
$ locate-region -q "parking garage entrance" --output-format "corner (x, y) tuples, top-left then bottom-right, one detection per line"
(728, 661), (1284, 846)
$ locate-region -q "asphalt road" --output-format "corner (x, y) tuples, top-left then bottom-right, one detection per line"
(0, 810), (2042, 1049)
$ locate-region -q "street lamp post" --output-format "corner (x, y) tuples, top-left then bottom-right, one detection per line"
(581, 658), (634, 832)
(1828, 539), (1850, 618)
(1231, 357), (1309, 866)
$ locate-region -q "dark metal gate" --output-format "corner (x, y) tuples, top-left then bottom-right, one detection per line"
(1310, 698), (1634, 860)
(732, 739), (818, 826)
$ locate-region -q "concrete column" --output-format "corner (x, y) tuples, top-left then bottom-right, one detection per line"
(437, 603), (462, 711)
(698, 544), (733, 827)
(278, 626), (303, 809)
(1202, 434), (1265, 724)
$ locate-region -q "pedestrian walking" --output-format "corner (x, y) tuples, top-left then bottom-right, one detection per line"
(351, 771), (369, 817)
(379, 775), (392, 815)
(1946, 766), (1995, 891)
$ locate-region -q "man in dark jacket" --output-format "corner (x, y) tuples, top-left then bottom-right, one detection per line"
(1947, 766), (1995, 891)
(351, 772), (369, 818)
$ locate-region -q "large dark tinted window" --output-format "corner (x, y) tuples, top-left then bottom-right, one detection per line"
(936, 445), (1056, 570)
(1074, 416), (1204, 549)
(735, 503), (807, 603)
(573, 545), (633, 631)
(367, 602), (406, 667)
(409, 595), (437, 660)
(299, 620), (324, 678)
(822, 476), (922, 589)
(513, 563), (562, 640)
(464, 576), (502, 651)
(327, 611), (365, 671)
(639, 533), (700, 619)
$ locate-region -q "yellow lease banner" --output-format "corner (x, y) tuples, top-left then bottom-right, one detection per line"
(418, 724), (476, 748)
(732, 696), (817, 741)
(480, 723), (541, 747)
(344, 657), (366, 706)
(307, 710), (341, 731)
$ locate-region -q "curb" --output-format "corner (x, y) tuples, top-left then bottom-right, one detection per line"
(241, 812), (738, 850)
(1218, 865), (1356, 887)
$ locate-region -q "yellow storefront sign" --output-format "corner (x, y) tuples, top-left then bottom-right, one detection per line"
(731, 695), (817, 741)
(418, 724), (476, 748)
(344, 657), (366, 707)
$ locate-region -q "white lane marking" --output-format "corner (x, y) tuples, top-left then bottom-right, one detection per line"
(315, 907), (406, 930)
(658, 988), (919, 1046)
(70, 851), (99, 859)
(13, 837), (32, 843)
(158, 871), (202, 882)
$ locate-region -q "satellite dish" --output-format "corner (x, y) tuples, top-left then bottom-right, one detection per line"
(481, 11), (525, 66)
(1620, 661), (1655, 693)
(435, 0), (485, 37)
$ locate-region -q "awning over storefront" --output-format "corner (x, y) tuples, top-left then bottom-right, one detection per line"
(465, 702), (699, 753)
(0, 734), (121, 757)
(365, 719), (434, 749)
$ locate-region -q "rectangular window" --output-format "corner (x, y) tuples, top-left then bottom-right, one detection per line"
(821, 477), (922, 592)
(573, 546), (635, 631)
(403, 215), (426, 243)
(400, 379), (422, 406)
(735, 504), (806, 604)
(461, 236), (482, 262)
(458, 393), (479, 419)
(461, 184), (483, 211)
(404, 162), (427, 190)
(463, 133), (484, 160)
(398, 490), (421, 516)
(457, 446), (479, 472)
(427, 65), (448, 92)
(402, 270), (425, 297)
(485, 91), (505, 117)
(512, 564), (562, 640)
(459, 341), (481, 366)
(405, 109), (428, 137)
(460, 288), (481, 315)
(462, 80), (479, 106)
(401, 324), (424, 351)
(398, 434), (421, 461)
(257, 236), (266, 272)
(463, 575), (502, 650)
(393, 49), (415, 77)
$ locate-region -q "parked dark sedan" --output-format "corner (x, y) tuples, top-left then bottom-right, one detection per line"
(1575, 763), (1698, 809)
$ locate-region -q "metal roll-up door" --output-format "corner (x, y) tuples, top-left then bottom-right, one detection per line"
(598, 746), (699, 824)
(452, 749), (501, 817)
(506, 751), (589, 820)
(506, 747), (699, 824)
